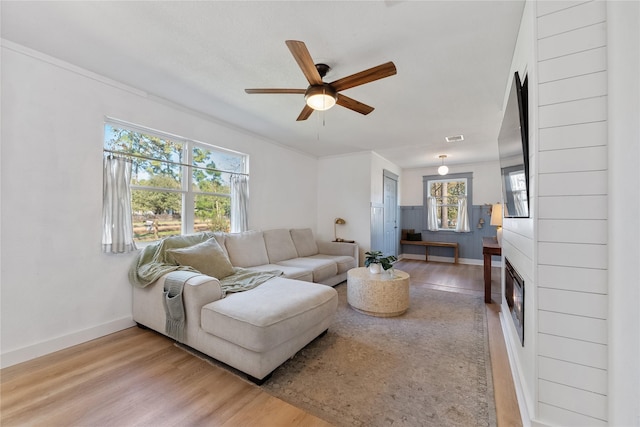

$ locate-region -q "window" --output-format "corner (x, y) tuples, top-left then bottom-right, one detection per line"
(427, 178), (467, 230)
(104, 120), (247, 243)
(423, 173), (472, 232)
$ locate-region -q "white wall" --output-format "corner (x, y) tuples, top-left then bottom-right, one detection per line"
(317, 152), (371, 252)
(496, 3), (538, 420)
(607, 1), (640, 425)
(400, 159), (502, 206)
(534, 2), (611, 425)
(503, 2), (640, 426)
(317, 151), (401, 264)
(0, 42), (318, 368)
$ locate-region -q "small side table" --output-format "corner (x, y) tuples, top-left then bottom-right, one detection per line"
(482, 237), (501, 303)
(347, 267), (410, 317)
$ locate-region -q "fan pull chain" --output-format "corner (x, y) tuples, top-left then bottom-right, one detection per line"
(321, 87), (327, 127)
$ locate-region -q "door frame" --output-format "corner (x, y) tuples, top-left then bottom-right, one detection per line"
(383, 169), (399, 257)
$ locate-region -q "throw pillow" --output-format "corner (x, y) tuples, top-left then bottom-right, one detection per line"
(407, 232), (422, 241)
(167, 237), (235, 279)
(401, 229), (415, 240)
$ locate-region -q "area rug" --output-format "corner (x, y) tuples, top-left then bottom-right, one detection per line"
(261, 283), (497, 427)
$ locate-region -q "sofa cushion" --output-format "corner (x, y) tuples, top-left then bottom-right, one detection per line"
(263, 229), (299, 263)
(290, 228), (319, 257)
(167, 237), (235, 279)
(276, 257), (338, 283)
(201, 277), (338, 353)
(224, 230), (269, 268)
(246, 264), (313, 282)
(307, 254), (356, 274)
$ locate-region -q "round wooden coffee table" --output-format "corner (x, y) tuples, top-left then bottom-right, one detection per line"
(347, 267), (410, 317)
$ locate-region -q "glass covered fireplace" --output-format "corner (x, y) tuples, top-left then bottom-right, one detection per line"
(505, 258), (525, 345)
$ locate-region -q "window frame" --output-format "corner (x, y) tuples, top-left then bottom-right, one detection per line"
(423, 172), (473, 231)
(103, 119), (248, 242)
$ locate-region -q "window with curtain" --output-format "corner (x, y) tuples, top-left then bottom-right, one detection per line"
(424, 173), (472, 232)
(103, 119), (248, 244)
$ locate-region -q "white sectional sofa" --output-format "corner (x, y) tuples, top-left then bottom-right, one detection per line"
(131, 228), (358, 383)
(224, 228), (357, 286)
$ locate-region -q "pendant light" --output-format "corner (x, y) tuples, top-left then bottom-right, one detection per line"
(438, 155), (449, 176)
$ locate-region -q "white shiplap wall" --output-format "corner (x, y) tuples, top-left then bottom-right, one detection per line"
(536, 1), (609, 425)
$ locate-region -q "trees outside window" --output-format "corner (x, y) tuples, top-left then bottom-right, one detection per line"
(427, 178), (467, 230)
(104, 122), (247, 242)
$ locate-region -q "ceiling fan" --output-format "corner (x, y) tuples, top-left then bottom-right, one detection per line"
(245, 40), (397, 121)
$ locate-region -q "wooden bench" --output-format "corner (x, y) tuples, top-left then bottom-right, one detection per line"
(400, 240), (459, 264)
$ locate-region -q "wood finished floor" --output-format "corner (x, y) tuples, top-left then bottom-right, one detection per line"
(1, 260), (521, 427)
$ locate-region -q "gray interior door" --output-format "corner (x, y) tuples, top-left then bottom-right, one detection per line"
(383, 171), (398, 257)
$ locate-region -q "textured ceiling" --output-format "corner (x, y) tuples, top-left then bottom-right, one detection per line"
(1, 1), (525, 169)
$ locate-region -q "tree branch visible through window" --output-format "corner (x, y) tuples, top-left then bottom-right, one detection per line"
(427, 178), (467, 230)
(103, 121), (248, 243)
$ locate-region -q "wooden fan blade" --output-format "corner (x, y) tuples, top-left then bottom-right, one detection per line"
(285, 40), (323, 86)
(330, 61), (397, 92)
(336, 94), (375, 115)
(296, 104), (314, 121)
(245, 88), (306, 94)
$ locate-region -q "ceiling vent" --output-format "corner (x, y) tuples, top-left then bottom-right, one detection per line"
(445, 135), (464, 143)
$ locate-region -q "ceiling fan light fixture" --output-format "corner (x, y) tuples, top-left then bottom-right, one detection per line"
(246, 41), (396, 120)
(305, 84), (337, 111)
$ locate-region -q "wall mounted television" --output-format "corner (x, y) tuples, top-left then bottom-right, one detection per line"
(498, 71), (529, 218)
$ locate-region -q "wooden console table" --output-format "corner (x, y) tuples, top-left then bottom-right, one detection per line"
(482, 237), (501, 303)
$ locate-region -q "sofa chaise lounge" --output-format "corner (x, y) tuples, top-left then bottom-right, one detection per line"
(131, 228), (358, 382)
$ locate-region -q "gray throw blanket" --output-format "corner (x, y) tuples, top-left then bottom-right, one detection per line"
(163, 271), (201, 342)
(219, 268), (282, 296)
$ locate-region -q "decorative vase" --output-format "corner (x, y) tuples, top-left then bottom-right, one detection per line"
(369, 263), (382, 274)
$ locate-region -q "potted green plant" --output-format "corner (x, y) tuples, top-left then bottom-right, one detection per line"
(364, 251), (398, 274)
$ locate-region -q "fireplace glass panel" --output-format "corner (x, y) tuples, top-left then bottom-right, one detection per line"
(505, 258), (525, 346)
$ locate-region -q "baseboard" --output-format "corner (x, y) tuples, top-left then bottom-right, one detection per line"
(399, 253), (501, 267)
(500, 309), (533, 427)
(0, 316), (135, 369)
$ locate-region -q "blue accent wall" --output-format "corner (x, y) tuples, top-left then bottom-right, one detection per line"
(400, 205), (498, 261)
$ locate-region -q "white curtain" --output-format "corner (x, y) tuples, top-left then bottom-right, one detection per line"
(230, 174), (249, 233)
(455, 197), (470, 233)
(102, 156), (137, 253)
(427, 196), (439, 231)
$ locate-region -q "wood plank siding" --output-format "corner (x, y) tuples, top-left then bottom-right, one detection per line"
(535, 1), (608, 424)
